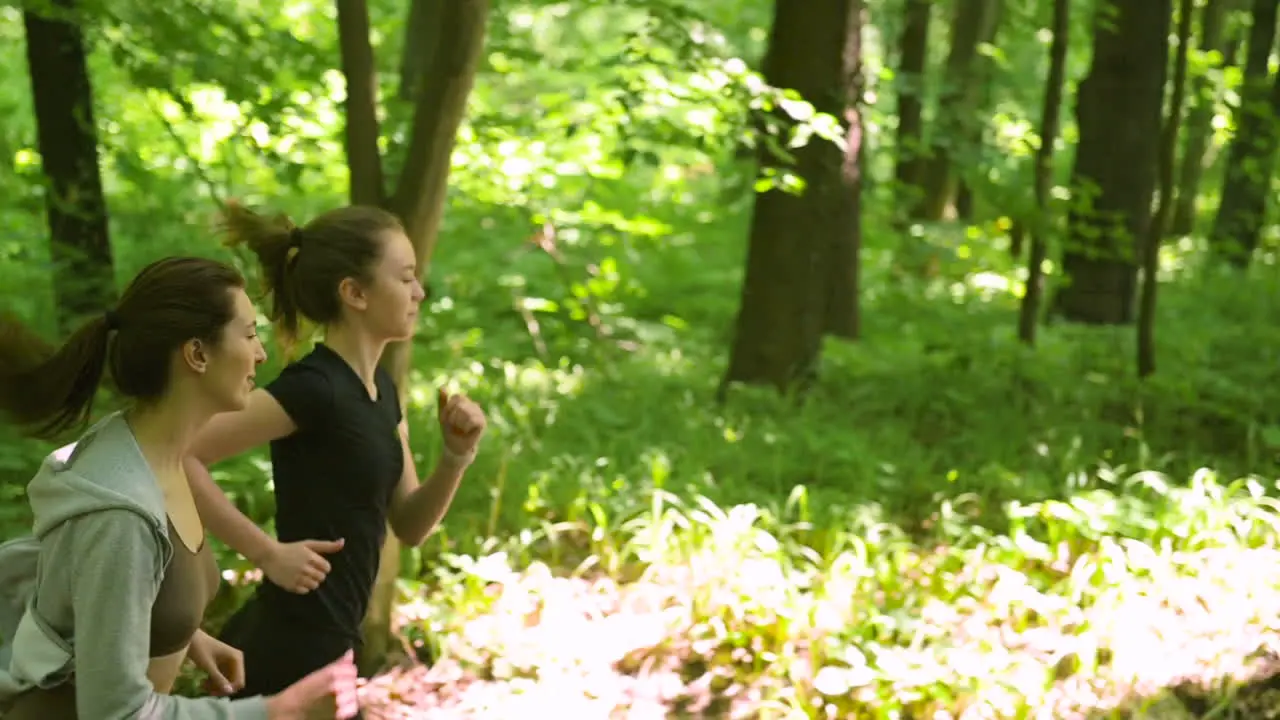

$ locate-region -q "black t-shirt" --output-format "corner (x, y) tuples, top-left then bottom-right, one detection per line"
(253, 343), (404, 642)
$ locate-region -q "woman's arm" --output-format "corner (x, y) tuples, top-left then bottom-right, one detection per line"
(65, 508), (271, 719)
(185, 390), (297, 568)
(386, 419), (473, 546)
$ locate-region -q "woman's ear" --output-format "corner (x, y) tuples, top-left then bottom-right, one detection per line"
(337, 277), (369, 311)
(181, 338), (209, 374)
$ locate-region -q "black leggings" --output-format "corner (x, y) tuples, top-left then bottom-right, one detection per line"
(219, 599), (363, 717)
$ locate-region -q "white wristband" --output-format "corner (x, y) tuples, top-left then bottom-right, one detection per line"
(440, 445), (476, 469)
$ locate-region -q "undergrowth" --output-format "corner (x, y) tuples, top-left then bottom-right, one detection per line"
(6, 168), (1280, 716)
(187, 194), (1280, 717)
(363, 471), (1280, 718)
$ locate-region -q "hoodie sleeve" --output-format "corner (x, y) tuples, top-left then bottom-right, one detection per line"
(65, 509), (271, 720)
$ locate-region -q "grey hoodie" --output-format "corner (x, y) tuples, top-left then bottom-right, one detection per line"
(0, 412), (270, 719)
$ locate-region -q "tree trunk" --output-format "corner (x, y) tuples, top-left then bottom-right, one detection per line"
(1009, 218), (1025, 257)
(915, 0), (1000, 221)
(722, 0), (858, 393)
(336, 0), (385, 206)
(23, 0), (114, 331)
(1054, 0), (1170, 325)
(825, 0), (864, 340)
(1017, 0), (1069, 345)
(1208, 0), (1280, 268)
(893, 0), (931, 216)
(1138, 0), (1194, 377)
(1169, 0), (1236, 235)
(334, 0), (489, 673)
(386, 0), (487, 294)
(954, 0), (1004, 221)
(398, 0), (439, 101)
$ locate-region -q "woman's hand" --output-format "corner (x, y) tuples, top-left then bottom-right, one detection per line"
(187, 630), (245, 696)
(266, 650), (360, 719)
(262, 537), (345, 593)
(437, 387), (486, 459)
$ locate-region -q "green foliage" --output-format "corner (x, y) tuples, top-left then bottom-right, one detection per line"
(3, 0), (1280, 715)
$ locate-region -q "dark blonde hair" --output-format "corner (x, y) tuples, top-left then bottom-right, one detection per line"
(219, 201), (404, 347)
(0, 257), (245, 440)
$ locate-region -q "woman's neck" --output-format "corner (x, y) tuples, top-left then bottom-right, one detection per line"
(322, 324), (387, 389)
(125, 396), (213, 476)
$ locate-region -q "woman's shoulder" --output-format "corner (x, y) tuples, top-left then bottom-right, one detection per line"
(275, 344), (343, 382)
(26, 412), (167, 540)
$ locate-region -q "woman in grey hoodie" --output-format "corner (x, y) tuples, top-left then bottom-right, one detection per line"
(0, 256), (360, 719)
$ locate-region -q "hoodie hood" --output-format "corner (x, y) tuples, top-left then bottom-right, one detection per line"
(0, 413), (255, 719)
(27, 411), (167, 540)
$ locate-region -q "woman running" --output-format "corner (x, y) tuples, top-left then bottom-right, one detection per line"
(182, 203), (485, 706)
(0, 256), (358, 719)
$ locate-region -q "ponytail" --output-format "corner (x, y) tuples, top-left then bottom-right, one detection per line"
(220, 202), (401, 352)
(0, 312), (113, 440)
(219, 200), (304, 349)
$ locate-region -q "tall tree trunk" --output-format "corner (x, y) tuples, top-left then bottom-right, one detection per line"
(1017, 0), (1069, 345)
(336, 0), (385, 206)
(1208, 0), (1280, 268)
(23, 0), (114, 331)
(954, 0), (1004, 221)
(398, 0), (438, 101)
(915, 0), (1000, 221)
(1054, 0), (1170, 325)
(722, 0), (859, 393)
(1169, 0), (1237, 235)
(825, 0), (864, 340)
(334, 0), (490, 673)
(893, 0), (931, 217)
(386, 0), (487, 300)
(1138, 0), (1194, 377)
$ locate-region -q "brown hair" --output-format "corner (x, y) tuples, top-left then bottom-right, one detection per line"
(218, 201), (404, 347)
(0, 257), (246, 440)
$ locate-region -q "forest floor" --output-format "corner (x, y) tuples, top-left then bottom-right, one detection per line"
(335, 212), (1280, 718)
(111, 197), (1280, 718)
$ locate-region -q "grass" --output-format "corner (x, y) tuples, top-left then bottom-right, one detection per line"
(7, 163), (1280, 716)
(194, 167), (1280, 716)
(364, 475), (1280, 718)
(0, 0), (1276, 711)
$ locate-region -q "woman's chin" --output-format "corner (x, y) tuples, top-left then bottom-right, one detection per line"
(219, 391), (251, 414)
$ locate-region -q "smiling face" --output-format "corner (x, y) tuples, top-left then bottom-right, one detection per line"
(196, 288), (267, 411)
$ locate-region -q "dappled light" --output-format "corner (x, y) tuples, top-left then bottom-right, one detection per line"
(350, 477), (1280, 717)
(3, 0), (1280, 716)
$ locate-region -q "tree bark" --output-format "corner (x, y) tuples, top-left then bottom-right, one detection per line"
(1054, 0), (1170, 325)
(386, 0), (488, 297)
(336, 0), (385, 206)
(334, 0), (490, 673)
(825, 0), (864, 340)
(1017, 0), (1069, 346)
(723, 0), (859, 393)
(953, 0), (1004, 221)
(1169, 0), (1236, 235)
(1208, 0), (1280, 268)
(893, 0), (931, 215)
(1138, 0), (1194, 377)
(915, 0), (1000, 221)
(397, 0), (439, 101)
(23, 0), (115, 331)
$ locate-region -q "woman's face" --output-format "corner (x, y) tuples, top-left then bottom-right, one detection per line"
(359, 231), (426, 341)
(201, 288), (267, 411)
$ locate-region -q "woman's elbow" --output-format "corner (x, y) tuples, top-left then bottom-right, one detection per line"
(390, 516), (431, 547)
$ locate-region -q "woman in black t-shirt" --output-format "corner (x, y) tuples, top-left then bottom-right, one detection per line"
(182, 202), (487, 710)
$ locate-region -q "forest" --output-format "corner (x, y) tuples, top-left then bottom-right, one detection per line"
(3, 0), (1280, 715)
